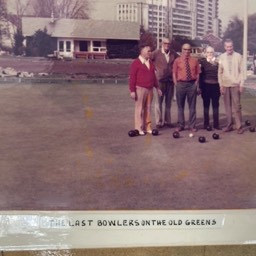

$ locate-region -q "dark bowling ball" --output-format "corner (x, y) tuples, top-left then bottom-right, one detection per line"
(173, 131), (180, 139)
(128, 130), (136, 137)
(152, 129), (159, 136)
(245, 120), (251, 126)
(134, 129), (140, 136)
(198, 136), (206, 143)
(212, 133), (220, 140)
(206, 125), (212, 131)
(249, 126), (255, 132)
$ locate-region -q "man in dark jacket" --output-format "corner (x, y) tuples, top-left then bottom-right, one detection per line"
(152, 38), (179, 129)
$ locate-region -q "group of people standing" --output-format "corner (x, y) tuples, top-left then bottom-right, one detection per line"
(129, 38), (244, 135)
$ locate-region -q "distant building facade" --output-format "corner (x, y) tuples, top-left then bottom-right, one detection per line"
(22, 17), (140, 59)
(116, 1), (167, 42)
(90, 0), (167, 47)
(90, 0), (222, 41)
(170, 0), (221, 39)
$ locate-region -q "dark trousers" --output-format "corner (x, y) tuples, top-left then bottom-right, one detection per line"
(176, 82), (197, 129)
(155, 81), (174, 126)
(201, 82), (220, 128)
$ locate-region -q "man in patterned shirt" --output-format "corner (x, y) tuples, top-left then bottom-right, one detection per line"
(173, 43), (200, 132)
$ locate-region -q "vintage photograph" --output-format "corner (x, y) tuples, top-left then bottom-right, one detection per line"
(0, 0), (255, 211)
(0, 0), (256, 250)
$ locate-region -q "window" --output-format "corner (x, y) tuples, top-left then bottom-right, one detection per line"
(92, 41), (106, 52)
(66, 41), (71, 52)
(93, 41), (101, 47)
(79, 41), (88, 52)
(59, 41), (64, 52)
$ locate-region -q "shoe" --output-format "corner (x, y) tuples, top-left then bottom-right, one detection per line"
(237, 128), (244, 134)
(176, 127), (184, 132)
(213, 126), (222, 130)
(147, 130), (152, 134)
(190, 128), (198, 132)
(222, 127), (233, 132)
(165, 123), (172, 128)
(156, 124), (163, 129)
(139, 130), (146, 136)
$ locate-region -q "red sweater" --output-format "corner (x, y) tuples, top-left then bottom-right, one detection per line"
(129, 58), (158, 92)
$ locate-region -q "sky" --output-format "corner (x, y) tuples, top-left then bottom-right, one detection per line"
(219, 0), (256, 29)
(7, 0), (256, 30)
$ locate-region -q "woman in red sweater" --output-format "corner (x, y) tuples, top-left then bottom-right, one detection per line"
(129, 44), (162, 135)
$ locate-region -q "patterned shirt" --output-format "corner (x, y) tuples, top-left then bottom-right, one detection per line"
(173, 56), (200, 82)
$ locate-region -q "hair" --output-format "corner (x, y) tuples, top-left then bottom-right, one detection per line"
(224, 38), (233, 45)
(138, 42), (151, 52)
(162, 37), (171, 43)
(182, 43), (191, 49)
(205, 46), (215, 53)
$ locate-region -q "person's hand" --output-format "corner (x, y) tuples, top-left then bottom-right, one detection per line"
(130, 92), (136, 100)
(194, 82), (201, 95)
(157, 88), (162, 97)
(220, 86), (225, 95)
(239, 85), (243, 93)
(196, 87), (201, 95)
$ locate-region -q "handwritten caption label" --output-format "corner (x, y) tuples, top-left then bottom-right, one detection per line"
(39, 214), (225, 230)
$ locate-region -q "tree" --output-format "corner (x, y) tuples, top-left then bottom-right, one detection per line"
(248, 13), (256, 54)
(13, 29), (24, 55)
(4, 0), (32, 52)
(0, 0), (7, 45)
(139, 29), (157, 51)
(222, 14), (256, 54)
(0, 0), (6, 20)
(25, 28), (52, 57)
(7, 0), (32, 32)
(222, 15), (243, 53)
(31, 0), (90, 19)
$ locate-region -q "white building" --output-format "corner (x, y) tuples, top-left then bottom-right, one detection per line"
(91, 0), (167, 47)
(90, 0), (222, 41)
(170, 0), (221, 39)
(22, 17), (140, 59)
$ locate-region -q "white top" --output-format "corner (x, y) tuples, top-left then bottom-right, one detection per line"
(161, 47), (170, 63)
(139, 55), (150, 69)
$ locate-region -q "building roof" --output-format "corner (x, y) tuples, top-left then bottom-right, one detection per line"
(202, 33), (222, 42)
(22, 17), (140, 40)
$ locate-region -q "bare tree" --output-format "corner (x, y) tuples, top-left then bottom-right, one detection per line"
(3, 0), (31, 49)
(0, 0), (8, 47)
(31, 0), (90, 19)
(0, 0), (6, 16)
(7, 0), (32, 31)
(57, 0), (89, 19)
(31, 0), (54, 18)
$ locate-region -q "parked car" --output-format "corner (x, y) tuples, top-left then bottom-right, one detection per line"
(247, 56), (254, 70)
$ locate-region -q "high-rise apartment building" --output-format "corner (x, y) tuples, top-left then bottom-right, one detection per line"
(90, 0), (222, 40)
(116, 1), (167, 42)
(170, 0), (221, 38)
(90, 0), (167, 47)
